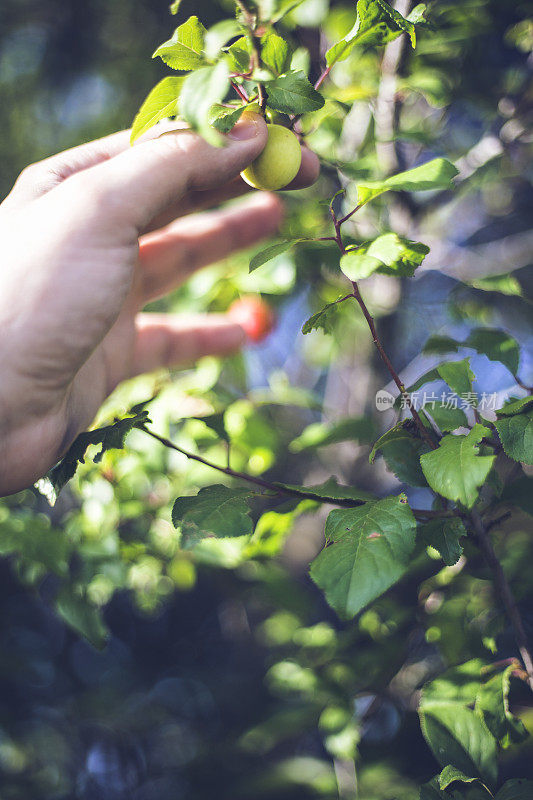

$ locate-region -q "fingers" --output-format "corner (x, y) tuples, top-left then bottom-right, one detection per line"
(130, 313), (246, 377)
(142, 145), (321, 234)
(79, 115), (269, 232)
(4, 130), (132, 209)
(138, 193), (284, 302)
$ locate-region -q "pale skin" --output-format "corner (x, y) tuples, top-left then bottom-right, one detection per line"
(0, 114), (319, 496)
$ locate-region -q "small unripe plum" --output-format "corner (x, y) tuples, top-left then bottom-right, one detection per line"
(228, 297), (275, 343)
(241, 124), (302, 191)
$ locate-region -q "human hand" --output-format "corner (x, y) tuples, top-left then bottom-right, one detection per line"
(0, 115), (319, 495)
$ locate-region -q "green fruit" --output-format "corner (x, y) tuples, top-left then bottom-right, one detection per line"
(241, 124), (302, 191)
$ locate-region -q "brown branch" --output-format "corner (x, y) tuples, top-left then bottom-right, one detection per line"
(140, 425), (447, 521)
(471, 510), (533, 692)
(231, 81), (249, 104)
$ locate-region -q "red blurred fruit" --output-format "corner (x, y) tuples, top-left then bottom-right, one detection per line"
(228, 297), (275, 343)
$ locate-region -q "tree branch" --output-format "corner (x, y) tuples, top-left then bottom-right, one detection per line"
(471, 510), (533, 692)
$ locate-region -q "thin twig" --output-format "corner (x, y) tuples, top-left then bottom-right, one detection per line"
(231, 81), (249, 104)
(471, 510), (533, 692)
(141, 425), (446, 521)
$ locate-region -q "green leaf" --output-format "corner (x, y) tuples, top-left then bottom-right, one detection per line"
(250, 239), (306, 272)
(423, 335), (461, 356)
(178, 61), (231, 146)
(425, 403), (468, 433)
(419, 703), (498, 788)
(172, 485), (255, 547)
(261, 32), (292, 75)
(326, 0), (416, 67)
(226, 36), (252, 73)
(497, 396), (533, 417)
(420, 777), (493, 800)
(438, 766), (479, 791)
(272, 0), (307, 22)
(275, 477), (375, 504)
(55, 587), (108, 649)
(131, 76), (185, 144)
(153, 16), (207, 71)
(418, 517), (466, 566)
(210, 103), (246, 133)
(341, 233), (429, 281)
(370, 421), (431, 486)
(422, 661), (488, 706)
(265, 70), (325, 115)
(494, 411), (533, 465)
(467, 329), (520, 376)
(409, 358), (475, 397)
(475, 666), (529, 748)
(355, 158), (458, 206)
(289, 417), (375, 452)
(420, 424), (495, 509)
(310, 495), (417, 618)
(36, 409), (151, 504)
(301, 300), (343, 335)
(495, 780), (533, 800)
(191, 411), (230, 443)
(205, 19), (243, 61)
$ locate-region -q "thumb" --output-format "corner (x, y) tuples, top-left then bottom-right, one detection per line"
(76, 114), (268, 231)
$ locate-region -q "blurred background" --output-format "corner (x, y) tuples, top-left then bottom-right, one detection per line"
(0, 0), (532, 798)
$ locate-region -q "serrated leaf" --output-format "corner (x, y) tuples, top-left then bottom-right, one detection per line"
(55, 587), (108, 649)
(420, 425), (495, 508)
(418, 517), (466, 565)
(205, 19), (243, 61)
(370, 421), (431, 486)
(419, 703), (498, 788)
(494, 411), (533, 465)
(36, 410), (150, 504)
(310, 495), (417, 618)
(261, 32), (292, 75)
(265, 70), (325, 115)
(172, 485), (255, 547)
(497, 396), (533, 417)
(289, 417), (375, 453)
(131, 77), (185, 143)
(250, 239), (306, 272)
(495, 780), (533, 800)
(355, 158), (458, 206)
(439, 766), (479, 790)
(475, 666), (529, 749)
(153, 15), (207, 71)
(301, 300), (343, 335)
(178, 61), (231, 146)
(326, 0), (422, 68)
(341, 233), (429, 281)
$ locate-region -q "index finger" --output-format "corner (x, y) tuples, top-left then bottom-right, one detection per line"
(77, 115), (269, 232)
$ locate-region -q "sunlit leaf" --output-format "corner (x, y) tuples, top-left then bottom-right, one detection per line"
(153, 15), (207, 71)
(341, 233), (429, 281)
(420, 424), (495, 508)
(355, 158), (458, 206)
(265, 70), (325, 115)
(310, 495), (416, 618)
(131, 76), (185, 143)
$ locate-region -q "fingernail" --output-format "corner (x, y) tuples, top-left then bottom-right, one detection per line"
(228, 116), (261, 141)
